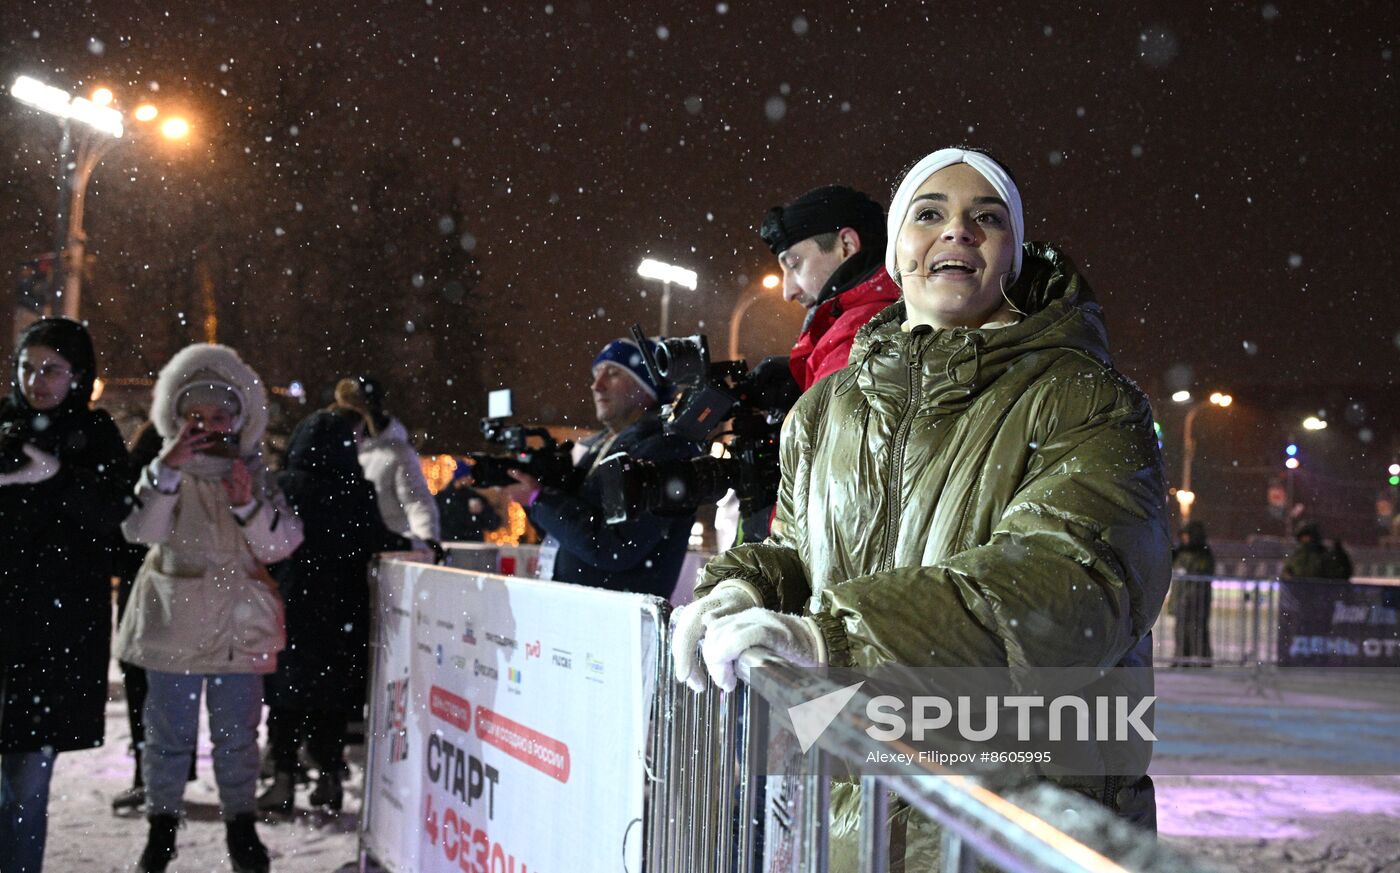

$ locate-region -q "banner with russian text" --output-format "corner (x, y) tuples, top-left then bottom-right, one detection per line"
(364, 558), (660, 873)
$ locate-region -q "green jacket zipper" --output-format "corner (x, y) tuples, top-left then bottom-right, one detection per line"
(879, 330), (929, 572)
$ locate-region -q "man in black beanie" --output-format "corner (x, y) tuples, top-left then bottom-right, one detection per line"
(759, 185), (901, 391)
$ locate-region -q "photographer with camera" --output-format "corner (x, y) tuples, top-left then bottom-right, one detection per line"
(499, 338), (699, 599)
(760, 185), (901, 392)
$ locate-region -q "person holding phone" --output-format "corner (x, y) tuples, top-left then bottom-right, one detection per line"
(116, 343), (304, 873)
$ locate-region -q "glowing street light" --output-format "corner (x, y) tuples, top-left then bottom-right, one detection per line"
(1171, 390), (1192, 403)
(728, 273), (782, 360)
(160, 116), (190, 140)
(10, 75), (124, 137)
(636, 257), (697, 335)
(1302, 416), (1327, 431)
(133, 103), (158, 122)
(9, 74), (191, 321)
(1179, 390), (1235, 524)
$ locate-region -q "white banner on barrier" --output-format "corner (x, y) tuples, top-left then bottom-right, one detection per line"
(365, 558), (656, 873)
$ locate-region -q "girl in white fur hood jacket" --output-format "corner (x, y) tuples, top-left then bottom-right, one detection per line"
(116, 343), (303, 873)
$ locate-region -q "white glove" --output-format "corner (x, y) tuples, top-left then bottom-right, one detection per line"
(701, 607), (826, 693)
(0, 444), (60, 487)
(671, 580), (760, 693)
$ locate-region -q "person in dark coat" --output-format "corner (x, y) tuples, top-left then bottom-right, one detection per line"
(0, 318), (132, 872)
(259, 409), (409, 813)
(436, 461), (502, 542)
(1170, 521), (1215, 666)
(1283, 522), (1351, 581)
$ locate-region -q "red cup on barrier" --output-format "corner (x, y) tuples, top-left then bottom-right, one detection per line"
(499, 556), (517, 576)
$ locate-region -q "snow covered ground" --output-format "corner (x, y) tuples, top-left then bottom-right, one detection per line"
(36, 667), (1400, 872)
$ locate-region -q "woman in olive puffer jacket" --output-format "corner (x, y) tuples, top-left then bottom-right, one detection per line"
(675, 148), (1171, 869)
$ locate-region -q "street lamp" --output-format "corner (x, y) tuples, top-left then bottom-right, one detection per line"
(1177, 391), (1233, 524)
(727, 273), (781, 361)
(637, 257), (697, 335)
(9, 75), (190, 322)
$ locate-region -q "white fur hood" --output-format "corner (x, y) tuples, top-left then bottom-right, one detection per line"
(150, 343), (270, 456)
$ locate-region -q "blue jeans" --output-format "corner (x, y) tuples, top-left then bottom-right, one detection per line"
(0, 749), (57, 873)
(143, 672), (263, 819)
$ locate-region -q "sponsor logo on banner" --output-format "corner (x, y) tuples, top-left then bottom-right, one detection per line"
(435, 618), (454, 631)
(450, 655), (467, 670)
(525, 640), (541, 659)
(416, 609), (429, 626)
(429, 685), (473, 733)
(389, 605), (410, 619)
(435, 644), (444, 666)
(473, 659), (498, 680)
(552, 648), (573, 669)
(507, 667), (523, 695)
(384, 677), (410, 763)
(485, 631), (517, 650)
(415, 642), (433, 655)
(461, 624), (477, 645)
(475, 706), (571, 783)
(586, 653), (605, 683)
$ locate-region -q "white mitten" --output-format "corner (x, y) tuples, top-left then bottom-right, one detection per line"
(701, 607), (826, 693)
(0, 444), (60, 487)
(671, 580), (760, 692)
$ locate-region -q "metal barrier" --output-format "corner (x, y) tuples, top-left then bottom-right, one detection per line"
(1152, 574), (1400, 668)
(1153, 575), (1279, 667)
(651, 636), (1218, 872)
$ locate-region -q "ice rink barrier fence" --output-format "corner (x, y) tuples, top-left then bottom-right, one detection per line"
(360, 554), (1215, 873)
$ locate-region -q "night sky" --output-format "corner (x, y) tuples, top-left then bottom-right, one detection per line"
(2, 1), (1398, 536)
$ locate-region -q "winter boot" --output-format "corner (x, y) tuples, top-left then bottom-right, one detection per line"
(256, 771), (296, 814)
(138, 814), (180, 873)
(308, 768), (343, 812)
(111, 782), (146, 813)
(114, 748), (147, 813)
(226, 812), (271, 873)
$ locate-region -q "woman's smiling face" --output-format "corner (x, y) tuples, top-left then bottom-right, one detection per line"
(895, 162), (1018, 329)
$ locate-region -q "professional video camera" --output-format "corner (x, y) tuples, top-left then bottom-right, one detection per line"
(463, 389), (580, 490)
(594, 323), (799, 524)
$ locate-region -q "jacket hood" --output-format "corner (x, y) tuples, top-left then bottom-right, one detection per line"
(2, 318), (102, 456)
(150, 343), (269, 456)
(286, 409), (362, 477)
(845, 242), (1110, 403)
(361, 416), (408, 449)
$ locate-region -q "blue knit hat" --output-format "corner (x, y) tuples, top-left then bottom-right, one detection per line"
(593, 338), (660, 400)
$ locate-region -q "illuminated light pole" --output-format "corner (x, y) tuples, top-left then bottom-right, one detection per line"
(1177, 391), (1233, 525)
(727, 273), (781, 361)
(637, 257), (697, 336)
(9, 75), (190, 322)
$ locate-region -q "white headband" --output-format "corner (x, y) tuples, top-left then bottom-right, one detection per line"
(884, 148), (1024, 284)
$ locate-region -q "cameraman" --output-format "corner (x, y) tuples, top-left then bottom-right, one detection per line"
(501, 338), (699, 599)
(760, 185), (901, 391)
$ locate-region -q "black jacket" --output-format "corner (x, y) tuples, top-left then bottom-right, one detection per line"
(267, 411), (410, 709)
(0, 397), (132, 752)
(528, 414), (699, 599)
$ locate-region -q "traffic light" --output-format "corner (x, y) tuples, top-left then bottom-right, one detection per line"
(1284, 443), (1300, 470)
(1388, 462), (1399, 488)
